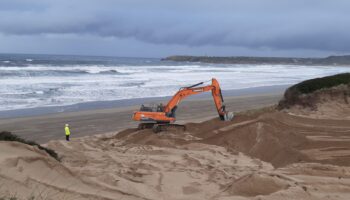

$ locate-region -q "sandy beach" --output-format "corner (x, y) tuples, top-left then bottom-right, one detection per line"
(0, 93), (282, 143)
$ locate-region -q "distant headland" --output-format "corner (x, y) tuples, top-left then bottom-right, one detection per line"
(162, 55), (350, 66)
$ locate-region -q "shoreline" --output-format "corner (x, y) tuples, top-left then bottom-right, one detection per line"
(163, 55), (350, 66)
(0, 84), (289, 119)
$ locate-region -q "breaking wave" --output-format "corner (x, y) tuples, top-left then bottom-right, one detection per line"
(0, 54), (349, 111)
(0, 66), (127, 77)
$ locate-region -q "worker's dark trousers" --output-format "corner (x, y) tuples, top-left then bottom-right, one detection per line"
(66, 135), (70, 141)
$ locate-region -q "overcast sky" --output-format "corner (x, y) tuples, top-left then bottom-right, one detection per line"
(0, 0), (349, 58)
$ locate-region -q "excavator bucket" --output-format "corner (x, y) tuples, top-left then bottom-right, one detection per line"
(224, 112), (234, 121)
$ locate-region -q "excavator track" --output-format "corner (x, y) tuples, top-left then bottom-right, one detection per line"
(138, 123), (155, 130)
(138, 123), (186, 133)
(153, 124), (186, 133)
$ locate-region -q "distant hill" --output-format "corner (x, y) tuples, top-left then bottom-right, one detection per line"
(162, 55), (350, 66)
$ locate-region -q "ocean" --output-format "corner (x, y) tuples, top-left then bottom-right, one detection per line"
(0, 53), (349, 111)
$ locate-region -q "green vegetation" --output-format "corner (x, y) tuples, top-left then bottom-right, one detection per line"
(278, 73), (350, 109)
(0, 195), (35, 200)
(289, 73), (350, 94)
(0, 131), (60, 161)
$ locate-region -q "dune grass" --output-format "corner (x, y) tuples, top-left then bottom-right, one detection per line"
(0, 131), (60, 161)
(289, 73), (350, 94)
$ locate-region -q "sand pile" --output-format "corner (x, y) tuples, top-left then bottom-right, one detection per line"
(43, 115), (350, 200)
(225, 172), (292, 197)
(110, 102), (350, 169)
(2, 104), (350, 199)
(183, 112), (308, 167)
(45, 136), (284, 200)
(0, 141), (146, 200)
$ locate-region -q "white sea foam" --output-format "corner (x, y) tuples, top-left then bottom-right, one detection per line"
(0, 63), (349, 111)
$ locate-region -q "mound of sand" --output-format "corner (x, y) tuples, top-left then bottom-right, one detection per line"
(0, 141), (146, 200)
(112, 102), (350, 169)
(283, 84), (350, 119)
(44, 116), (350, 200)
(226, 172), (292, 197)
(45, 136), (277, 200)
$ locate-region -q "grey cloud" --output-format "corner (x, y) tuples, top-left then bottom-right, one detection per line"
(0, 0), (350, 52)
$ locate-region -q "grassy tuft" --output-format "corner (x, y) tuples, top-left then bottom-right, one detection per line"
(0, 131), (60, 161)
(289, 73), (350, 94)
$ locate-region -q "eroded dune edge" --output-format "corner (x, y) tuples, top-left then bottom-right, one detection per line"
(1, 82), (350, 200)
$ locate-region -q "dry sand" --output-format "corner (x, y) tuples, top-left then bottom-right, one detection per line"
(1, 91), (350, 199)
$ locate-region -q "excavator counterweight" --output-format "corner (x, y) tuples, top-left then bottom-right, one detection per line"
(132, 78), (234, 132)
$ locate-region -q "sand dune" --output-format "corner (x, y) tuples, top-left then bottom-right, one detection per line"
(285, 84), (350, 119)
(2, 107), (350, 199)
(0, 141), (146, 199)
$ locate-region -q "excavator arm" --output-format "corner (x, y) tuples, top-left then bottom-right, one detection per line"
(163, 78), (229, 120)
(132, 78), (234, 124)
(211, 78), (228, 120)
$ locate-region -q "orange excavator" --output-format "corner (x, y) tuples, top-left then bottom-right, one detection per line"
(132, 78), (234, 132)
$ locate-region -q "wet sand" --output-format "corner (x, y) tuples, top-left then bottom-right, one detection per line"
(0, 93), (282, 143)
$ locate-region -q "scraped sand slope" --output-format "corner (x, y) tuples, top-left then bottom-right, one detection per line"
(1, 88), (350, 199)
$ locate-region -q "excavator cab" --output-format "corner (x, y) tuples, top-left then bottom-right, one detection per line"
(140, 104), (164, 112)
(134, 103), (174, 123)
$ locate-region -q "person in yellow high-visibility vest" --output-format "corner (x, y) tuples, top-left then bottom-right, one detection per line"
(65, 124), (71, 141)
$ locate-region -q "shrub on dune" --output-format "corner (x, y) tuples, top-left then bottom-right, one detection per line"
(0, 131), (60, 161)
